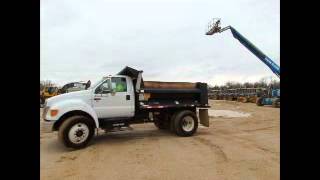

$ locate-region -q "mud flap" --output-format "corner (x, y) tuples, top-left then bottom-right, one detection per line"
(199, 109), (209, 127)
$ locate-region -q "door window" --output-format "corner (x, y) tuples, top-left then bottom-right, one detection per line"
(95, 79), (111, 94)
(111, 77), (127, 92)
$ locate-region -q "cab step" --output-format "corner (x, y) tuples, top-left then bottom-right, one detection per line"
(105, 126), (134, 133)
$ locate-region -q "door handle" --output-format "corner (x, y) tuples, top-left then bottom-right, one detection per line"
(94, 97), (101, 100)
(126, 95), (130, 100)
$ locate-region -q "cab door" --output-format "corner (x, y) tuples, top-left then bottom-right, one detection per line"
(92, 77), (134, 118)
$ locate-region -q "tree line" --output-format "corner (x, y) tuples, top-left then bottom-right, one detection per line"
(209, 77), (280, 90)
(41, 77), (280, 92)
(40, 80), (59, 91)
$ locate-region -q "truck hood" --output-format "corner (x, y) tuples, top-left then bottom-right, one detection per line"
(46, 90), (92, 107)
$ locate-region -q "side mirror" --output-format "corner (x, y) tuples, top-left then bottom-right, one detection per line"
(101, 86), (111, 93)
(95, 86), (108, 94)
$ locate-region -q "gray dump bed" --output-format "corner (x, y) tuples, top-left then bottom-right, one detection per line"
(118, 66), (209, 108)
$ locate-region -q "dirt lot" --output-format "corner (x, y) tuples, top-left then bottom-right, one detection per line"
(40, 100), (279, 180)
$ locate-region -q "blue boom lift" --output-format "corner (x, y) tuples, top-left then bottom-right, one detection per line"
(205, 19), (280, 107)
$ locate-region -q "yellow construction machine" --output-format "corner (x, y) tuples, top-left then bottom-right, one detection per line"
(40, 86), (59, 105)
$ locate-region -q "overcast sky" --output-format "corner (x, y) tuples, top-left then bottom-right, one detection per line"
(40, 0), (279, 86)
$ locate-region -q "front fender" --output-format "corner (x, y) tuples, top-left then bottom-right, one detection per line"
(44, 99), (99, 128)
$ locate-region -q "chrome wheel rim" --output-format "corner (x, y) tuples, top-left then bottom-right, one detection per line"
(68, 123), (89, 144)
(181, 116), (194, 132)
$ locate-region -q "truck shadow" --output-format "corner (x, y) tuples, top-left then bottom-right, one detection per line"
(91, 129), (174, 146)
(45, 128), (210, 152)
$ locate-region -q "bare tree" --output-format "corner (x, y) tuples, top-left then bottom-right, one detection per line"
(270, 79), (280, 89)
(40, 83), (44, 91)
(243, 82), (254, 88)
(40, 80), (57, 90)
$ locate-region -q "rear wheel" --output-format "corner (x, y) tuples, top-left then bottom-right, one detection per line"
(58, 115), (95, 149)
(170, 111), (179, 132)
(173, 110), (198, 137)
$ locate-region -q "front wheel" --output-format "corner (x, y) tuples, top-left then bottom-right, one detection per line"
(173, 110), (198, 137)
(58, 115), (95, 149)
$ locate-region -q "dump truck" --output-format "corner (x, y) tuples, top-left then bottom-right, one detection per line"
(42, 67), (210, 149)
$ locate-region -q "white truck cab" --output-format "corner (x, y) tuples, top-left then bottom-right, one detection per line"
(44, 75), (135, 123)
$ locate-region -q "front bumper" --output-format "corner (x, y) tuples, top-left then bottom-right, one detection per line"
(41, 120), (56, 133)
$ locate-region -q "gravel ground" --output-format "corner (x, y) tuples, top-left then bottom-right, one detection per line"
(40, 100), (279, 180)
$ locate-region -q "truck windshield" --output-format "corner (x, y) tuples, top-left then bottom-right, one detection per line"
(88, 78), (105, 90)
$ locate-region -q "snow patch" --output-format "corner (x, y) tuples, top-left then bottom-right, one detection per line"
(208, 109), (251, 118)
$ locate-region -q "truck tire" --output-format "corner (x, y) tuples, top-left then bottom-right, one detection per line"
(173, 110), (198, 137)
(58, 115), (95, 149)
(170, 111), (179, 132)
(256, 97), (264, 106)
